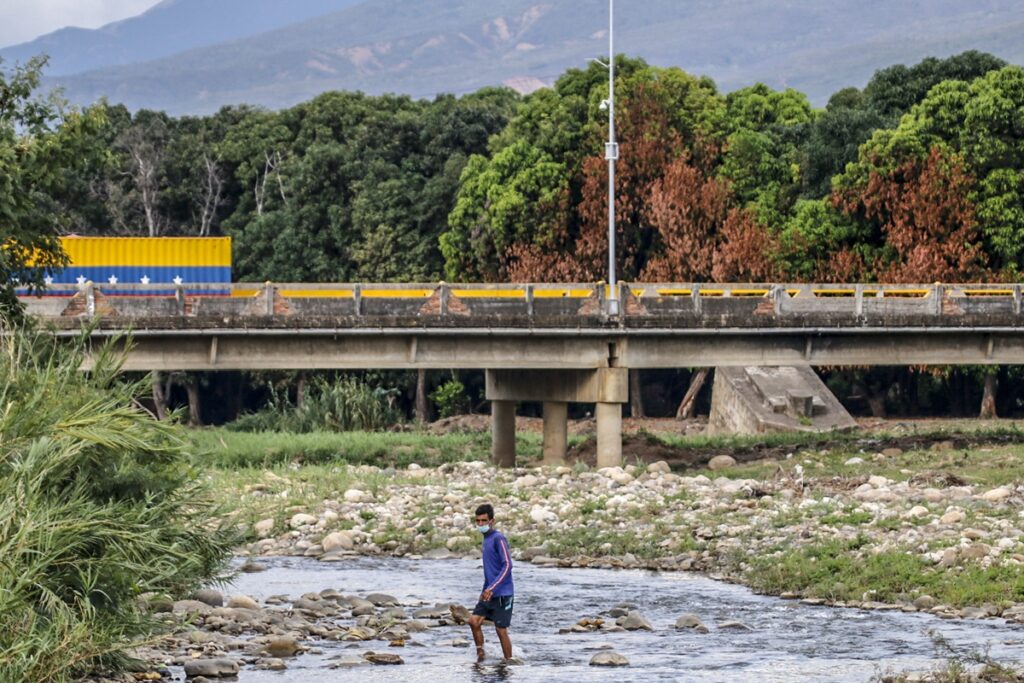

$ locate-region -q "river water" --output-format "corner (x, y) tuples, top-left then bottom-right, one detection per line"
(207, 556), (1022, 683)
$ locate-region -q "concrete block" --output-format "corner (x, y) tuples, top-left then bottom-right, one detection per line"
(707, 366), (856, 436)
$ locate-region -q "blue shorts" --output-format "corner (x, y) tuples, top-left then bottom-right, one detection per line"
(473, 596), (514, 628)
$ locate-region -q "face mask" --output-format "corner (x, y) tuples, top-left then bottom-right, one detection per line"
(477, 524), (491, 534)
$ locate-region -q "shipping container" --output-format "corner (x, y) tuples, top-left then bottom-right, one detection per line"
(23, 236), (232, 296)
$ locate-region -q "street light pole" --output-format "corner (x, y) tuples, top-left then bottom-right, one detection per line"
(605, 0), (619, 316)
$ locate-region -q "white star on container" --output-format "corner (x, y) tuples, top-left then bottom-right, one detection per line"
(108, 275), (119, 284)
(140, 275), (151, 285)
(173, 276), (184, 285)
(43, 275), (53, 286)
(76, 275), (87, 286)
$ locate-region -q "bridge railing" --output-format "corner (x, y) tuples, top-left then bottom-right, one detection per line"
(18, 281), (1024, 327)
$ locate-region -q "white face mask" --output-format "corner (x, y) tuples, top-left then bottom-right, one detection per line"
(477, 523), (491, 534)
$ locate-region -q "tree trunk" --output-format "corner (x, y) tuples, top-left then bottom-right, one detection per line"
(184, 375), (202, 426)
(980, 370), (998, 419)
(677, 368), (710, 420)
(629, 369), (645, 418)
(415, 369), (429, 423)
(866, 387), (887, 418)
(296, 373), (307, 409)
(152, 371), (169, 420)
(950, 370), (964, 416)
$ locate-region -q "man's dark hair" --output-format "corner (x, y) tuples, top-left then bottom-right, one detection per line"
(475, 503), (494, 520)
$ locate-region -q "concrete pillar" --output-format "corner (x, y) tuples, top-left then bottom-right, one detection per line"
(491, 400), (516, 468)
(596, 402), (622, 468)
(541, 401), (568, 465)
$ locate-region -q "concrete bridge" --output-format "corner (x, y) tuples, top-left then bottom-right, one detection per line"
(20, 281), (1024, 468)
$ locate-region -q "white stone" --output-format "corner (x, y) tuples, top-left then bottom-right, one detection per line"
(322, 531), (355, 552)
(868, 475), (889, 487)
(647, 461), (671, 474)
(254, 518), (275, 538)
(529, 506), (557, 524)
(289, 513), (317, 529)
(940, 510), (964, 525)
(844, 457), (865, 466)
(979, 487), (1012, 502)
(516, 474), (541, 488)
(344, 489), (366, 503)
(708, 455), (737, 471)
(906, 505), (930, 519)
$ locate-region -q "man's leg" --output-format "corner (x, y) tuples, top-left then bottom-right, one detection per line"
(495, 626), (512, 660)
(469, 614), (486, 661)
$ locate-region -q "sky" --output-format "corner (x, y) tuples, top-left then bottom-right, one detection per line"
(0, 0), (160, 48)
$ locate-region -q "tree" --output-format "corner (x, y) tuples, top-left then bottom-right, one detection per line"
(0, 57), (106, 319)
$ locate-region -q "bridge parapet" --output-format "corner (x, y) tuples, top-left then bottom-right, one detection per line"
(18, 281), (1024, 330)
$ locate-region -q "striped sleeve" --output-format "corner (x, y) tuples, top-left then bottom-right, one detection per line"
(486, 536), (512, 592)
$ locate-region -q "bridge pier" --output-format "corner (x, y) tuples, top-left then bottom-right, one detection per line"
(486, 368), (628, 468)
(491, 400), (517, 468)
(542, 401), (568, 465)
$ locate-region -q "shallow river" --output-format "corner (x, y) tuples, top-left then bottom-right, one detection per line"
(200, 556), (1023, 682)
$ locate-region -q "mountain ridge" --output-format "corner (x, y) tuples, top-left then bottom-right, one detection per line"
(3, 0), (1023, 114)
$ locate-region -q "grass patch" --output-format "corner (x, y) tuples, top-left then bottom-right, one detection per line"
(187, 428), (542, 469)
(746, 538), (1024, 607)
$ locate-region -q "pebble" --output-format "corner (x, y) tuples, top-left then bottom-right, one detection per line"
(590, 651), (630, 667)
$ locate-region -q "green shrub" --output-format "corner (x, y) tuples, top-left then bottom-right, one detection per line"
(230, 376), (401, 432)
(430, 379), (468, 418)
(0, 330), (234, 681)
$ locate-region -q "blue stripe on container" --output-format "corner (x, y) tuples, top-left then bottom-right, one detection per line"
(45, 266), (231, 284)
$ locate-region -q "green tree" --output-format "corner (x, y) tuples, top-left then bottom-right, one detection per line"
(0, 57), (107, 319)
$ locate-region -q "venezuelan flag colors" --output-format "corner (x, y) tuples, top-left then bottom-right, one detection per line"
(46, 237), (231, 290)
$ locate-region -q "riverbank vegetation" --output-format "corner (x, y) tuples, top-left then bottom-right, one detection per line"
(0, 330), (234, 682)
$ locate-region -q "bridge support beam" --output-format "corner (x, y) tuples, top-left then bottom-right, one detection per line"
(486, 368), (628, 467)
(542, 401), (568, 465)
(491, 400), (517, 469)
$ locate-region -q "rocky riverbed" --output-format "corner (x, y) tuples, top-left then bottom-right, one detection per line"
(91, 556), (1024, 682)
(230, 452), (1024, 622)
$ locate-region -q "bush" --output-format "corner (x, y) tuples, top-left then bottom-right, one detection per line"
(430, 379), (468, 418)
(0, 330), (234, 682)
(229, 376), (401, 433)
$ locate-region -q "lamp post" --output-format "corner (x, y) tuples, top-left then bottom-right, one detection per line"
(604, 0), (619, 316)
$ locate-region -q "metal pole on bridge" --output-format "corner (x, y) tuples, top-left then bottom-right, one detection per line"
(605, 0), (619, 317)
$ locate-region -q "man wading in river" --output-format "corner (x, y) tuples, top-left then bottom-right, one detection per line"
(468, 503), (515, 662)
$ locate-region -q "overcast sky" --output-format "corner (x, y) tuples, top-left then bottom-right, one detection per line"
(0, 0), (160, 48)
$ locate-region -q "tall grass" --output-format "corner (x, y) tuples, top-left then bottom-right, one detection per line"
(0, 329), (234, 682)
(229, 376), (401, 433)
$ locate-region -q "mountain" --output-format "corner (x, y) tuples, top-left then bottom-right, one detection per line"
(6, 0), (1024, 114)
(0, 0), (364, 76)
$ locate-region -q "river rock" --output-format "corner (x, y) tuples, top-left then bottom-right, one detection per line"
(192, 589), (224, 608)
(708, 455), (736, 471)
(515, 474), (541, 488)
(844, 457), (865, 466)
(940, 510), (964, 524)
(913, 595), (938, 610)
(647, 460), (671, 474)
(590, 651), (629, 667)
(617, 611), (653, 631)
(322, 531), (355, 552)
(365, 652), (404, 665)
(256, 657), (287, 670)
(961, 543), (991, 561)
(239, 560), (267, 573)
(344, 489), (366, 503)
(254, 518), (275, 537)
(265, 636), (301, 658)
(717, 620), (753, 631)
(366, 593), (399, 606)
(226, 595), (259, 610)
(530, 506), (557, 524)
(183, 658), (239, 678)
(979, 487), (1012, 502)
(906, 505), (930, 519)
(290, 513), (317, 528)
(674, 613), (709, 633)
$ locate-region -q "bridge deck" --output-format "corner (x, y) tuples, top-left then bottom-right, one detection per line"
(18, 282), (1024, 370)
